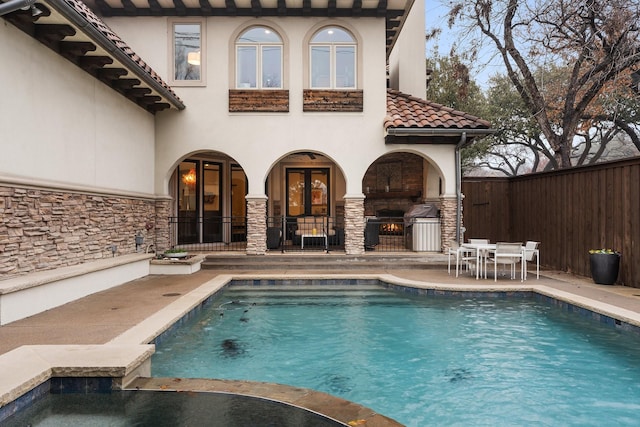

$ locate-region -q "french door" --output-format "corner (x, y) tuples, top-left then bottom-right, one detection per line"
(286, 168), (329, 216)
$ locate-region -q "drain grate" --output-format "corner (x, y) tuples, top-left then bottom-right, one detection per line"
(163, 292), (182, 297)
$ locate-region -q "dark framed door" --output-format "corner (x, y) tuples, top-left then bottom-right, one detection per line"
(286, 168), (330, 217)
(203, 162), (223, 243)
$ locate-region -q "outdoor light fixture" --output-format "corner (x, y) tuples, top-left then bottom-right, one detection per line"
(187, 51), (201, 66)
(182, 168), (196, 186)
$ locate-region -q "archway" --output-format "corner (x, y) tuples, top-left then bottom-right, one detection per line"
(361, 152), (444, 252)
(264, 151), (347, 251)
(168, 151), (248, 250)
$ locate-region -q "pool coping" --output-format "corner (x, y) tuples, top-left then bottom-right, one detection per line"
(3, 273), (640, 424)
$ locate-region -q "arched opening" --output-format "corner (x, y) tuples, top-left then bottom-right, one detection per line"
(169, 152), (248, 250)
(362, 152), (443, 252)
(264, 151), (346, 251)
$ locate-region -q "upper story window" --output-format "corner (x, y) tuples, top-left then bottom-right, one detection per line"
(236, 26), (283, 89)
(171, 20), (205, 86)
(310, 27), (356, 89)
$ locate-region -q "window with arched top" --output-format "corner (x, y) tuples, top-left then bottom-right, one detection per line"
(236, 26), (283, 89)
(309, 27), (356, 89)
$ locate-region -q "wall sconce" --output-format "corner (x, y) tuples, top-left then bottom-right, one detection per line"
(187, 51), (201, 66)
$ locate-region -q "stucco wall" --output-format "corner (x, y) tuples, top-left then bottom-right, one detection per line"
(0, 21), (156, 195)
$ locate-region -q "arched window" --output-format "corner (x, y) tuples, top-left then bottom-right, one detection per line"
(309, 27), (356, 89)
(236, 26), (283, 89)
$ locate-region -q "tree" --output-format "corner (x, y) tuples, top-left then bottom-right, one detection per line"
(448, 0), (640, 169)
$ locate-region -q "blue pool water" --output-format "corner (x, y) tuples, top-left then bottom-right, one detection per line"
(151, 285), (640, 426)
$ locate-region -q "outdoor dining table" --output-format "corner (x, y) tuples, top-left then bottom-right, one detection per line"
(461, 243), (527, 280)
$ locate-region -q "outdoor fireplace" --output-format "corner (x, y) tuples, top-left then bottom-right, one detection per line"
(376, 209), (405, 235)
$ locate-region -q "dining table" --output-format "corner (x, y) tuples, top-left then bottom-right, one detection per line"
(461, 243), (527, 280)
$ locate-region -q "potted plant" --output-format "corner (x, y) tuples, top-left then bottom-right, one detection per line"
(588, 248), (620, 285)
(164, 248), (188, 259)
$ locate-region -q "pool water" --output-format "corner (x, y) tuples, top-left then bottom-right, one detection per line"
(151, 285), (640, 426)
(3, 390), (344, 426)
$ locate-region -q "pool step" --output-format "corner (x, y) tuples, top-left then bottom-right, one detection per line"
(201, 254), (448, 271)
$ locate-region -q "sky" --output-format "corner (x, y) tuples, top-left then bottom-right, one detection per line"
(423, 0), (505, 88)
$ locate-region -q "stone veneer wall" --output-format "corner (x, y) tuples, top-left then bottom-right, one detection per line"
(154, 197), (172, 253)
(344, 196), (365, 255)
(440, 195), (458, 253)
(246, 196), (267, 255)
(0, 184), (156, 280)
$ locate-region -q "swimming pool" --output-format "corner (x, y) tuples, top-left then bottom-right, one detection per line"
(2, 389), (347, 426)
(151, 283), (640, 426)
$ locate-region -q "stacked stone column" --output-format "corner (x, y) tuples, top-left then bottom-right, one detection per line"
(245, 196), (268, 255)
(439, 195), (458, 253)
(344, 195), (365, 255)
(154, 197), (172, 253)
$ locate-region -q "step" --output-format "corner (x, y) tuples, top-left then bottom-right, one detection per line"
(200, 254), (447, 271)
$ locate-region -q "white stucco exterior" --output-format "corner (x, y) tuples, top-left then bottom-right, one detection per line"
(0, 21), (156, 195)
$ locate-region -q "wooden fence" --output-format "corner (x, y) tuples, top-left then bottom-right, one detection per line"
(462, 157), (640, 287)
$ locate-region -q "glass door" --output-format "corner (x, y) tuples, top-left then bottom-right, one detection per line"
(230, 165), (247, 242)
(178, 161), (198, 244)
(203, 162), (222, 243)
(286, 168), (329, 217)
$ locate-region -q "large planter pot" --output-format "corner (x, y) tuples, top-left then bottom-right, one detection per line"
(589, 253), (620, 285)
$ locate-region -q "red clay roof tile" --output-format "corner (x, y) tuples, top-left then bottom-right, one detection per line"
(385, 89), (491, 130)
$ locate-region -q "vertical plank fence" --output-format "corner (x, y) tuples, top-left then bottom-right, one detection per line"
(462, 157), (640, 287)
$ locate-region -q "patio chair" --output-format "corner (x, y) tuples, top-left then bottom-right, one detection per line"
(468, 238), (490, 245)
(448, 243), (475, 277)
(524, 241), (540, 279)
(489, 242), (524, 282)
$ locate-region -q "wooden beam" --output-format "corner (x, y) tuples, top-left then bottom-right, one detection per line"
(147, 0), (163, 15)
(97, 68), (128, 84)
(79, 55), (113, 73)
(127, 87), (153, 98)
(199, 0), (213, 14)
(251, 0), (261, 15)
(327, 0), (336, 16)
(277, 0), (286, 15)
(59, 41), (96, 61)
(34, 24), (75, 46)
(352, 0), (362, 15)
(147, 103), (171, 113)
(302, 0), (311, 15)
(225, 0), (237, 14)
(376, 0), (386, 16)
(94, 0), (113, 16)
(121, 0), (137, 15)
(112, 78), (141, 89)
(138, 95), (162, 105)
(173, 0), (187, 15)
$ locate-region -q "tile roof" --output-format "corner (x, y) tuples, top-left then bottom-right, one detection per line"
(385, 89), (491, 130)
(55, 0), (183, 110)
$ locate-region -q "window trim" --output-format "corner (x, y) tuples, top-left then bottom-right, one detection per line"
(308, 26), (358, 90)
(232, 23), (287, 90)
(169, 18), (207, 87)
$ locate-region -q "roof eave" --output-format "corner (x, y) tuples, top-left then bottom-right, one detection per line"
(46, 0), (185, 111)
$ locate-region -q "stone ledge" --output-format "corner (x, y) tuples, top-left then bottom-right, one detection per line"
(0, 344), (154, 412)
(149, 255), (205, 275)
(0, 254), (154, 295)
(0, 254), (154, 325)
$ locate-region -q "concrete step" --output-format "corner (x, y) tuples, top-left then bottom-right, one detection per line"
(201, 254), (448, 271)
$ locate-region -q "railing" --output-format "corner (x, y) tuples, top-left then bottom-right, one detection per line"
(167, 215), (439, 253)
(168, 215), (247, 252)
(267, 216), (345, 252)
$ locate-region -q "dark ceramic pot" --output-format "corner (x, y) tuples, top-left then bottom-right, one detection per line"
(589, 253), (620, 285)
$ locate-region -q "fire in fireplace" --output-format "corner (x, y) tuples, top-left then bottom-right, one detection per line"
(376, 209), (405, 235)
